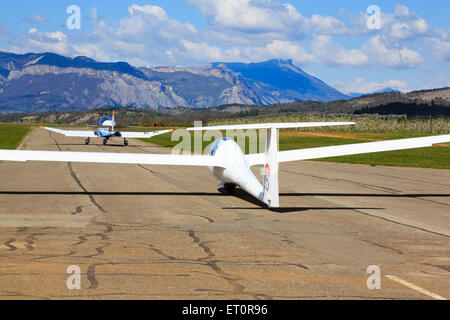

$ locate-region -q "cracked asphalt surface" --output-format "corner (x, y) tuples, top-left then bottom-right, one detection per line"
(0, 127), (449, 299)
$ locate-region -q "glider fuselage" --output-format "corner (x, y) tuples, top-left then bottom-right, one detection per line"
(208, 138), (264, 202)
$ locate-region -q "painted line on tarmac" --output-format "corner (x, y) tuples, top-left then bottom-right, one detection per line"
(385, 275), (447, 300)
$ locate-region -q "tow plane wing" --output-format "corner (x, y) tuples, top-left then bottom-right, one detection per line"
(119, 130), (173, 139)
(42, 127), (172, 139)
(42, 127), (98, 138)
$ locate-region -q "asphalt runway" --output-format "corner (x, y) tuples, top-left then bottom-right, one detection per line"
(0, 128), (449, 299)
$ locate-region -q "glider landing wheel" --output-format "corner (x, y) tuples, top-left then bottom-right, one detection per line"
(124, 139), (128, 146)
(85, 138), (90, 145)
(103, 138), (108, 145)
(224, 183), (236, 195)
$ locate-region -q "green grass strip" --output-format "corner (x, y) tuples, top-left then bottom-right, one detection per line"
(0, 123), (31, 150)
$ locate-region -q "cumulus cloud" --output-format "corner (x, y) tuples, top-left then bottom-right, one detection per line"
(362, 35), (424, 68)
(380, 5), (430, 40)
(53, 2), (313, 66)
(332, 5), (432, 40)
(310, 14), (349, 35)
(421, 28), (450, 66)
(5, 4), (201, 66)
(334, 77), (410, 94)
(312, 34), (424, 68)
(10, 28), (110, 62)
(181, 40), (226, 61)
(436, 28), (450, 41)
(258, 40), (314, 63)
(179, 39), (314, 66)
(0, 2), (444, 73)
(312, 35), (369, 67)
(238, 40), (315, 64)
(426, 37), (450, 66)
(187, 0), (308, 37)
(12, 29), (70, 56)
(128, 3), (168, 20)
(61, 4), (199, 65)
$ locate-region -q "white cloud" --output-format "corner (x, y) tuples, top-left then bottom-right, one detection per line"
(312, 34), (424, 68)
(128, 4), (168, 20)
(187, 0), (308, 36)
(58, 2), (313, 66)
(312, 35), (369, 67)
(426, 37), (450, 66)
(11, 28), (110, 62)
(178, 39), (315, 66)
(47, 31), (67, 42)
(263, 40), (314, 63)
(310, 14), (348, 35)
(181, 40), (225, 61)
(0, 2), (444, 75)
(334, 77), (410, 94)
(394, 5), (410, 17)
(362, 35), (424, 68)
(80, 4), (199, 65)
(241, 40), (315, 64)
(12, 29), (71, 56)
(381, 5), (430, 40)
(334, 5), (432, 40)
(424, 28), (450, 66)
(436, 28), (450, 41)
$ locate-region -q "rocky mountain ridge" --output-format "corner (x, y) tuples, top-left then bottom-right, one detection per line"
(0, 52), (347, 113)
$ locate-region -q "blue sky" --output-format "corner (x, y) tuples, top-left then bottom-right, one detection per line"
(0, 0), (449, 94)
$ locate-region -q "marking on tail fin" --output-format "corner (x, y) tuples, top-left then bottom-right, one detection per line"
(265, 163), (271, 176)
(262, 127), (280, 208)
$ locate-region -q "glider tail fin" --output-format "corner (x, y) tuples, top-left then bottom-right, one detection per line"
(112, 110), (115, 132)
(188, 121), (356, 208)
(262, 127), (279, 208)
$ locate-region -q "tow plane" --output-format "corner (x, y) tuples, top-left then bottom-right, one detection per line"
(42, 111), (172, 146)
(1, 122), (449, 208)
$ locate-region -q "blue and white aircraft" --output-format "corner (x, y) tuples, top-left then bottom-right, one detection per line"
(42, 111), (172, 146)
(1, 122), (449, 208)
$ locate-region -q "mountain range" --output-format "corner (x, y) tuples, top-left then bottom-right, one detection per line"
(0, 52), (355, 113)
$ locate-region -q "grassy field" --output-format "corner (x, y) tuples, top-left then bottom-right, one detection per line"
(141, 130), (450, 169)
(0, 123), (31, 149)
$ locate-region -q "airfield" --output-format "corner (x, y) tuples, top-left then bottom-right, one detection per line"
(0, 127), (449, 299)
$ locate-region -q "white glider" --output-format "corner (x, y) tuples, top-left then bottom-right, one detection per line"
(42, 111), (172, 146)
(1, 122), (449, 208)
